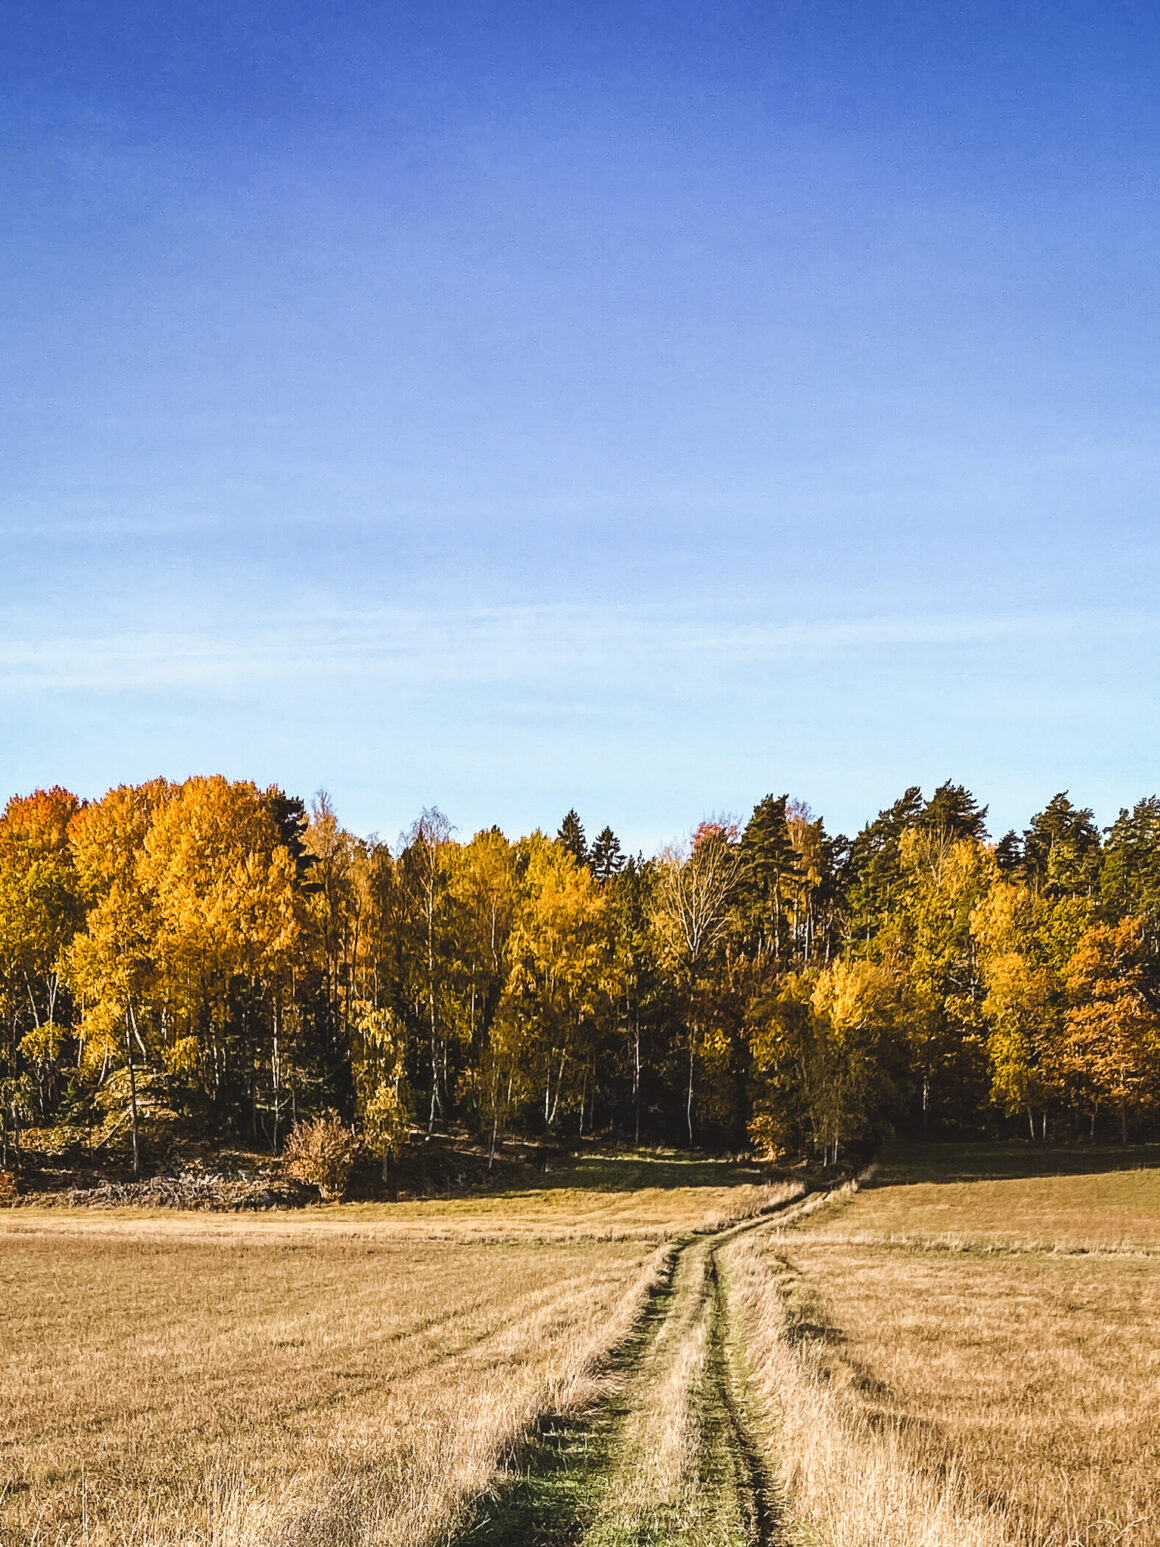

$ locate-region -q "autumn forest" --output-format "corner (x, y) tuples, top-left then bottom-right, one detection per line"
(3, 775), (1160, 1177)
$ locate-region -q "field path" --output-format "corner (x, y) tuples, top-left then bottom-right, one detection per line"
(454, 1199), (810, 1547)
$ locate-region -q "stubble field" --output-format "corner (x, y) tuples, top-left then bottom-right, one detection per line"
(4, 1145), (1160, 1547)
(0, 1156), (792, 1547)
(730, 1144), (1160, 1547)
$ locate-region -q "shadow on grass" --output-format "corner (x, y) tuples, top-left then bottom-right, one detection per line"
(449, 1411), (608, 1547)
(876, 1141), (1160, 1187)
(536, 1152), (771, 1194)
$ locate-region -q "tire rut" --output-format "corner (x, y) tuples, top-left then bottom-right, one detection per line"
(704, 1252), (781, 1546)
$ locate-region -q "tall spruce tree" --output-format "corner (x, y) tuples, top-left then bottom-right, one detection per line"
(737, 794), (796, 961)
(589, 825), (625, 883)
(994, 830), (1024, 875)
(556, 809), (589, 868)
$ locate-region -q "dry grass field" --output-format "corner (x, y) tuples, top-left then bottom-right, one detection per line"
(8, 1143), (1159, 1547)
(0, 1154), (796, 1547)
(728, 1145), (1160, 1547)
(813, 1143), (1160, 1253)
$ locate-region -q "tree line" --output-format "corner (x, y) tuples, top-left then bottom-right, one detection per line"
(2, 775), (1160, 1173)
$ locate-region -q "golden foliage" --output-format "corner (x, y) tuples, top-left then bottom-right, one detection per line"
(351, 1002), (408, 1165)
(1065, 916), (1160, 1132)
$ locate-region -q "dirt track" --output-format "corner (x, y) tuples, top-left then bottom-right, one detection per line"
(452, 1196), (814, 1546)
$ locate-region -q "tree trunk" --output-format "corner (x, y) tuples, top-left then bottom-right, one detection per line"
(271, 1002), (281, 1154)
(426, 881), (441, 1132)
(125, 1014), (140, 1177)
(686, 1029), (695, 1148)
(548, 1050), (566, 1127)
(633, 1011), (641, 1148)
(427, 1000), (440, 1135)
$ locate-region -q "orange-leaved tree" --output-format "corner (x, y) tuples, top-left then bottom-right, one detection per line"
(0, 789), (84, 1139)
(1064, 916), (1160, 1141)
(141, 777), (301, 1116)
(65, 781), (174, 1172)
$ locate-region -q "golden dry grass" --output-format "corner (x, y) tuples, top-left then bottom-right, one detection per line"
(727, 1148), (1160, 1547)
(8, 1152), (790, 1243)
(809, 1145), (1160, 1253)
(783, 1241), (1160, 1545)
(726, 1228), (1012, 1547)
(1, 1225), (658, 1544)
(0, 1157), (798, 1547)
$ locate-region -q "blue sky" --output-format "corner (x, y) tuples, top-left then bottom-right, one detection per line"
(3, 1), (1160, 848)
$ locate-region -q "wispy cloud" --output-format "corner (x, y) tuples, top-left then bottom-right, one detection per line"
(0, 604), (1149, 693)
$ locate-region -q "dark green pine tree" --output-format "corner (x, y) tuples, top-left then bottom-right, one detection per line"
(736, 794), (796, 960)
(557, 808), (589, 868)
(262, 788), (311, 878)
(1022, 791), (1103, 898)
(918, 781), (989, 843)
(1100, 797), (1160, 921)
(589, 825), (625, 883)
(841, 785), (925, 947)
(994, 829), (1024, 875)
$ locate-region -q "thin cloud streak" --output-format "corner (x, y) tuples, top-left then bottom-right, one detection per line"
(0, 605), (1150, 693)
